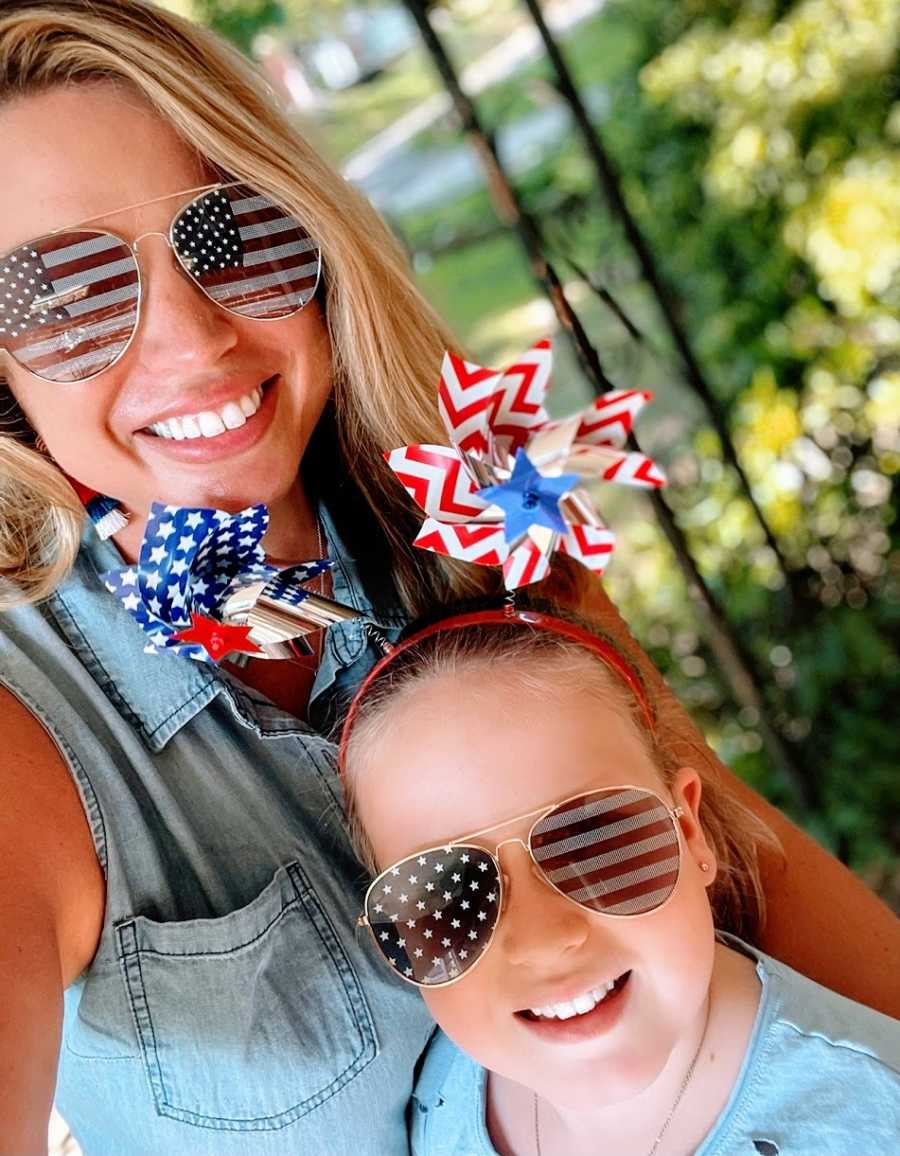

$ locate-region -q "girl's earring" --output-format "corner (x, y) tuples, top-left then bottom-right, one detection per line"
(700, 862), (710, 872)
(33, 436), (129, 541)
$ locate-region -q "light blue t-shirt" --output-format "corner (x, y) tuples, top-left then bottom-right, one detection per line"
(410, 937), (900, 1155)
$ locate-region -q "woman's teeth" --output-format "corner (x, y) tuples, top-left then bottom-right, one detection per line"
(147, 386), (263, 440)
(529, 979), (617, 1021)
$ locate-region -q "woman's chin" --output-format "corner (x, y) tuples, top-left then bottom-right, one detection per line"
(120, 478), (293, 529)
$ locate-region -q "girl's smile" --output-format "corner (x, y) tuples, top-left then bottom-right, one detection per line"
(345, 626), (765, 1153)
(515, 968), (633, 1044)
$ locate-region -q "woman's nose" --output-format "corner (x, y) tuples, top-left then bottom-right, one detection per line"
(131, 235), (238, 370)
(496, 845), (592, 968)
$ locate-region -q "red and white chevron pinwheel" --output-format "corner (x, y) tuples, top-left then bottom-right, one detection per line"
(386, 340), (665, 589)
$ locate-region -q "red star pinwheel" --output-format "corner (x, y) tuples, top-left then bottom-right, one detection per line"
(385, 340), (666, 589)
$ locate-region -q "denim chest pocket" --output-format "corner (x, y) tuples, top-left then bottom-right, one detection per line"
(115, 860), (377, 1132)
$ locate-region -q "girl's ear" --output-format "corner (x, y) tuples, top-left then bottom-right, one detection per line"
(671, 767), (717, 889)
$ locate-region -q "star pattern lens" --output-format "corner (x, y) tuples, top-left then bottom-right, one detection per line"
(364, 788), (681, 990)
(365, 845), (501, 986)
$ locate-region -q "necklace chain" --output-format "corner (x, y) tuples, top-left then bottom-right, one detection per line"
(533, 999), (709, 1156)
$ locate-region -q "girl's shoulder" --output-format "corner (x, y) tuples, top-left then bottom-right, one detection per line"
(702, 936), (900, 1155)
(726, 933), (900, 1071)
(411, 1029), (496, 1156)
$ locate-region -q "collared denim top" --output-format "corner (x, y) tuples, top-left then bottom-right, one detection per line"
(0, 512), (435, 1155)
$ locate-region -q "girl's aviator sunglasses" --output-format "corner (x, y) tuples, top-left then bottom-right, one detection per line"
(0, 182), (322, 384)
(360, 785), (684, 990)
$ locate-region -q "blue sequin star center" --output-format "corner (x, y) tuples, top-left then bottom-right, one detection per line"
(477, 449), (578, 546)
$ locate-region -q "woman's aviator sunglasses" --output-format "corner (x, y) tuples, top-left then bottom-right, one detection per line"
(0, 182), (321, 384)
(360, 785), (684, 990)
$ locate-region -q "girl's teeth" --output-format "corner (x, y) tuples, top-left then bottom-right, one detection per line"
(147, 387), (264, 440)
(530, 979), (617, 1021)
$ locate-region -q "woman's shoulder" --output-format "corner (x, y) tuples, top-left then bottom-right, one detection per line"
(0, 682), (106, 984)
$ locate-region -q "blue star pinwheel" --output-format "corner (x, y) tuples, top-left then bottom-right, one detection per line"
(385, 340), (666, 588)
(101, 502), (350, 664)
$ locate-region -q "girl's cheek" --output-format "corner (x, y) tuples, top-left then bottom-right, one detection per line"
(423, 981), (498, 1054)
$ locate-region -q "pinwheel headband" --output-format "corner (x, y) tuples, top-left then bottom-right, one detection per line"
(385, 340), (666, 590)
(338, 608), (655, 776)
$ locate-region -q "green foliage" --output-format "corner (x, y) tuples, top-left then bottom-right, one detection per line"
(413, 0), (900, 876)
(185, 0), (899, 879)
(190, 0), (285, 54)
(581, 0), (900, 873)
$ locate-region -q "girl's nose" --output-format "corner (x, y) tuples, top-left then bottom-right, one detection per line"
(496, 844), (592, 968)
(130, 234), (238, 370)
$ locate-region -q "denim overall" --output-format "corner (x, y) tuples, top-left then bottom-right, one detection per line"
(0, 511), (434, 1155)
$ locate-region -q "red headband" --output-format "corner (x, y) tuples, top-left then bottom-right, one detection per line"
(338, 608), (655, 775)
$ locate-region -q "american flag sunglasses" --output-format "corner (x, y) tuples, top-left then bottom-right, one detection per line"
(0, 181), (321, 385)
(360, 785), (683, 989)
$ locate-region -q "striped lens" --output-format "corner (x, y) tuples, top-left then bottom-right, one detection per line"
(364, 845), (502, 987)
(0, 230), (140, 384)
(530, 787), (681, 916)
(171, 185), (320, 320)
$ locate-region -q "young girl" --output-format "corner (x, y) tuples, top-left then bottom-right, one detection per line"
(341, 605), (900, 1156)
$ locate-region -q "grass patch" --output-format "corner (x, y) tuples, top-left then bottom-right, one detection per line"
(415, 232), (537, 347)
(310, 62), (438, 165)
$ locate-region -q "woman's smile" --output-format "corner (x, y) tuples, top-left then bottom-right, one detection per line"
(143, 379), (267, 440)
(133, 372), (280, 463)
(0, 86), (334, 553)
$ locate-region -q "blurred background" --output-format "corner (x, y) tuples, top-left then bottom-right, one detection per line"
(50, 1), (900, 1148)
(168, 0), (900, 878)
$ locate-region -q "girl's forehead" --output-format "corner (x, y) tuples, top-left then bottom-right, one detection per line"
(357, 667), (664, 866)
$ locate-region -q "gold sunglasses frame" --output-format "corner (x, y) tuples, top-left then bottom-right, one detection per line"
(359, 784), (685, 990)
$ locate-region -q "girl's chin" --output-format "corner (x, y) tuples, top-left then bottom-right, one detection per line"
(515, 1044), (675, 1112)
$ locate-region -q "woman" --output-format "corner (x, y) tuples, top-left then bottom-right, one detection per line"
(0, 3), (895, 1154)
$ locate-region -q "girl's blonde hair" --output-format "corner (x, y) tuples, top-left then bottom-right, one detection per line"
(342, 608), (772, 942)
(0, 0), (497, 612)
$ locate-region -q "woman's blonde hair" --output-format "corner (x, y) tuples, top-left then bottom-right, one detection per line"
(342, 607), (773, 942)
(0, 0), (497, 612)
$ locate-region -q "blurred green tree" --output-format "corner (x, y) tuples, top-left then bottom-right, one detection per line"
(589, 0), (899, 881)
(176, 0), (285, 54)
(170, 0), (899, 889)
